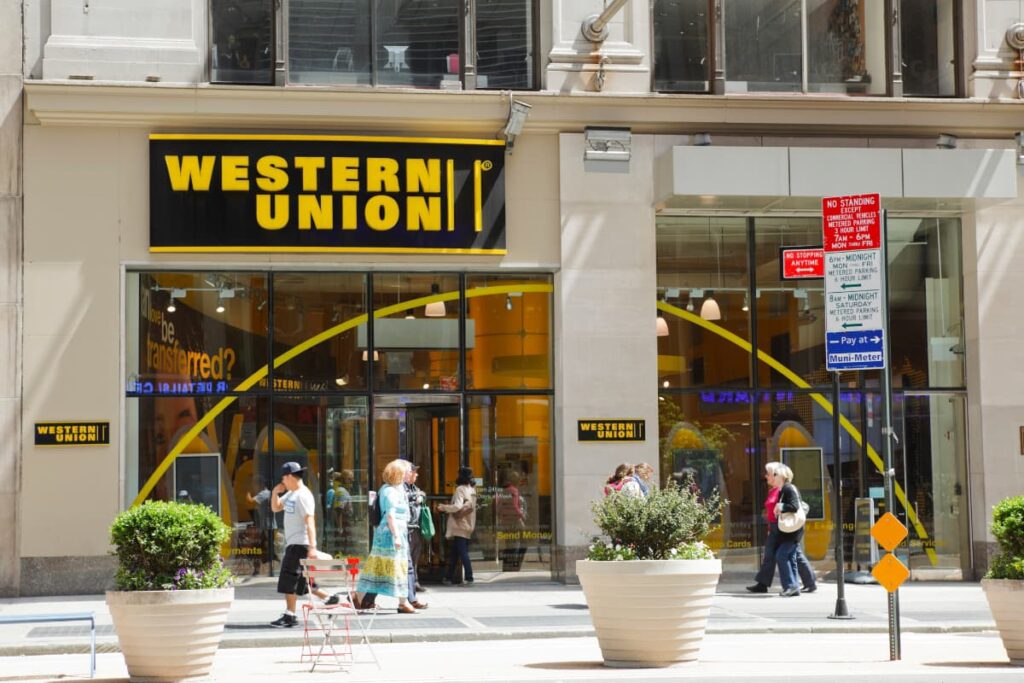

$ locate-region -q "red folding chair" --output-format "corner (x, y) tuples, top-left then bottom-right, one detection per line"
(299, 558), (380, 672)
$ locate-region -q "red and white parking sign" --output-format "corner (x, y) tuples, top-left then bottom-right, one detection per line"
(822, 193), (881, 252)
(780, 247), (825, 280)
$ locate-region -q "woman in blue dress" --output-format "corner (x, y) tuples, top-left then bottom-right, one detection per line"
(354, 459), (417, 613)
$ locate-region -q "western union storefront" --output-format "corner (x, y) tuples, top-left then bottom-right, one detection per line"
(19, 89), (1020, 593)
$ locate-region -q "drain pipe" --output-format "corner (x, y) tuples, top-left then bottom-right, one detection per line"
(581, 0), (631, 43)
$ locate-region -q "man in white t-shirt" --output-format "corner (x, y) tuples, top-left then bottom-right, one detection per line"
(269, 461), (333, 627)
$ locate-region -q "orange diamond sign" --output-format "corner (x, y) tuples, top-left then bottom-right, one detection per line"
(872, 552), (910, 593)
(870, 512), (908, 552)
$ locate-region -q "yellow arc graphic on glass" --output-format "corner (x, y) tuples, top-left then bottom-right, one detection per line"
(657, 301), (938, 567)
(131, 284), (553, 508)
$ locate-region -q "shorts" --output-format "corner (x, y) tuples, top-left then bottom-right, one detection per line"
(277, 544), (310, 596)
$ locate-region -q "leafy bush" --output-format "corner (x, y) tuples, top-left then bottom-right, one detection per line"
(587, 480), (724, 561)
(988, 495), (1024, 580)
(110, 501), (234, 591)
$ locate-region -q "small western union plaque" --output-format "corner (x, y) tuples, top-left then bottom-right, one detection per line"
(578, 419), (646, 442)
(34, 422), (110, 446)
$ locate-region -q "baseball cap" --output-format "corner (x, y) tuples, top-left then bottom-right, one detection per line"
(281, 461), (306, 476)
(409, 463), (420, 471)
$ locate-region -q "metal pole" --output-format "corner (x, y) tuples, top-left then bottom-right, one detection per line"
(829, 370), (852, 619)
(581, 0), (631, 42)
(880, 209), (901, 660)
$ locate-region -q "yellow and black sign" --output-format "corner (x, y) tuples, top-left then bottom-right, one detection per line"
(149, 134), (506, 255)
(35, 422), (111, 446)
(578, 419), (646, 442)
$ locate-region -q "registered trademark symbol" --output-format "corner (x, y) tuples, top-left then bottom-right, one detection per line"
(481, 161), (493, 171)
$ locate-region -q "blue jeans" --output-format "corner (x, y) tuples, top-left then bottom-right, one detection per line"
(775, 529), (804, 591)
(756, 523), (817, 589)
(445, 536), (474, 582)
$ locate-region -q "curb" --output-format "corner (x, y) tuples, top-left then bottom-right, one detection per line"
(0, 624), (997, 658)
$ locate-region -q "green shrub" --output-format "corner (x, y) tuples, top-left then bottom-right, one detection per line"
(588, 480), (725, 561)
(110, 501), (234, 591)
(988, 495), (1024, 580)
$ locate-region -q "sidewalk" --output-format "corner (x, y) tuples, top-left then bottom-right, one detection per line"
(0, 578), (996, 657)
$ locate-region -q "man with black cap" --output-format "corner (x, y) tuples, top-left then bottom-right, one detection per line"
(269, 461), (328, 627)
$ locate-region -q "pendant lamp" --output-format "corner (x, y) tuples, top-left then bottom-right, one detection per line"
(424, 283), (446, 317)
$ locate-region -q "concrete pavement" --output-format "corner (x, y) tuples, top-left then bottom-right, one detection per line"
(0, 578), (1015, 682)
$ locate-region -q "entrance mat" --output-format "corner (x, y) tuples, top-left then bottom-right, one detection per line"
(475, 615), (593, 628)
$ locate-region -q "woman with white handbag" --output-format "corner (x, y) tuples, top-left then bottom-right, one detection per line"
(774, 464), (813, 597)
(748, 462), (817, 595)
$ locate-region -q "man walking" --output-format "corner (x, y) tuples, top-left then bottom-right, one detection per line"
(269, 461), (329, 627)
(405, 465), (428, 609)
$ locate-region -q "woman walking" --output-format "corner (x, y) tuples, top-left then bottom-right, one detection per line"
(354, 459), (419, 614)
(439, 466), (477, 585)
(747, 462), (816, 594)
(773, 464), (812, 597)
(603, 463), (642, 497)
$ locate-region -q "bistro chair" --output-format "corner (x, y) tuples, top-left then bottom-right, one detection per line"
(299, 557), (380, 672)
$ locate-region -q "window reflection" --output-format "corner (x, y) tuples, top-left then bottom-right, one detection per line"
(806, 0), (886, 95)
(377, 0), (460, 88)
(724, 0), (802, 92)
(476, 0), (535, 89)
(652, 0), (709, 92)
(900, 0), (957, 96)
(289, 0), (372, 85)
(211, 0), (274, 84)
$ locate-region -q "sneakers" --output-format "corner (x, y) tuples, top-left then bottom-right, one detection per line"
(746, 583), (768, 593)
(270, 613), (298, 628)
(801, 585), (817, 593)
(780, 587), (801, 597)
(460, 579), (474, 587)
(324, 593), (342, 605)
(441, 578), (453, 586)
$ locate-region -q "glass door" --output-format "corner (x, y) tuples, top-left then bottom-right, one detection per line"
(373, 395), (461, 582)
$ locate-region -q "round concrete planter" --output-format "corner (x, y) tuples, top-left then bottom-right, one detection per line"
(106, 587), (234, 682)
(982, 578), (1024, 665)
(576, 558), (722, 667)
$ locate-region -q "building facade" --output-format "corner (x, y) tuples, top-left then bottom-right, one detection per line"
(4, 0), (1024, 595)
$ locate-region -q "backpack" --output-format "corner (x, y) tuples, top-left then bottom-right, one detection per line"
(369, 490), (382, 527)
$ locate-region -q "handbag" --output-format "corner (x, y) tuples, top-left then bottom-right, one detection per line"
(778, 485), (810, 533)
(419, 506), (436, 541)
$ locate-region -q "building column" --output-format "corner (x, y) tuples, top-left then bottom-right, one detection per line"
(42, 0), (205, 83)
(554, 133), (659, 581)
(0, 0), (23, 597)
(970, 1), (1024, 99)
(546, 0), (651, 93)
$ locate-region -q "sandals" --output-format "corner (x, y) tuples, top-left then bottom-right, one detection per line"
(410, 600), (428, 610)
(397, 603), (418, 614)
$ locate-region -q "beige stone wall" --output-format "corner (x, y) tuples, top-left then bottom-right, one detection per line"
(0, 0), (23, 598)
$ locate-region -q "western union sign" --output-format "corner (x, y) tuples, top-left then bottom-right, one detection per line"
(35, 422), (111, 446)
(149, 134), (506, 255)
(578, 419), (646, 442)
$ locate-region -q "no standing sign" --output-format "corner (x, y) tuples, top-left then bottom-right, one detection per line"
(822, 194), (886, 371)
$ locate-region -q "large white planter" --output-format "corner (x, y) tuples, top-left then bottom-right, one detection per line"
(106, 587), (234, 682)
(982, 578), (1024, 665)
(576, 559), (722, 667)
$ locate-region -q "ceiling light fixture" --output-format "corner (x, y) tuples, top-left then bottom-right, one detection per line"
(701, 227), (722, 321)
(166, 288), (186, 313)
(361, 350), (380, 362)
(424, 283), (446, 317)
(584, 126), (631, 162)
(506, 295), (513, 311)
(742, 292), (750, 312)
(656, 314), (669, 337)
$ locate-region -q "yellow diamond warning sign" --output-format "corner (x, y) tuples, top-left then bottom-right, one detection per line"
(870, 512), (908, 552)
(872, 552), (910, 593)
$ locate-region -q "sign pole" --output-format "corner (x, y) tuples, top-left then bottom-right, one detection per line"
(829, 370), (852, 619)
(879, 209), (901, 660)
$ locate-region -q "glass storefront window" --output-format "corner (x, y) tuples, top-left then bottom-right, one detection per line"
(376, 0), (459, 88)
(211, 0), (274, 84)
(658, 392), (755, 568)
(126, 272), (269, 395)
(806, 0), (886, 95)
(467, 395), (552, 573)
(900, 0), (957, 96)
(465, 274), (552, 390)
(477, 0), (535, 90)
(656, 217), (750, 389)
(288, 0), (372, 85)
(724, 0), (803, 93)
(272, 273), (368, 391)
(652, 0), (710, 92)
(371, 273), (461, 391)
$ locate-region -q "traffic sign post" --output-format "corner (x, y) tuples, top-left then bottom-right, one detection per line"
(822, 194), (900, 653)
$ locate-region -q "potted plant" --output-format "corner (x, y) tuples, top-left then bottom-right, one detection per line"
(982, 494), (1024, 666)
(106, 501), (235, 681)
(576, 480), (725, 667)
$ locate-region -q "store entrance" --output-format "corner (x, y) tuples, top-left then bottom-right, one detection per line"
(373, 395), (460, 583)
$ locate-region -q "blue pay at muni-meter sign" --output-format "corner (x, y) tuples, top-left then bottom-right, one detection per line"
(822, 194), (886, 371)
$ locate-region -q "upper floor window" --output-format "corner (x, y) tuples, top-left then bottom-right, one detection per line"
(213, 0), (537, 90)
(653, 0), (959, 97)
